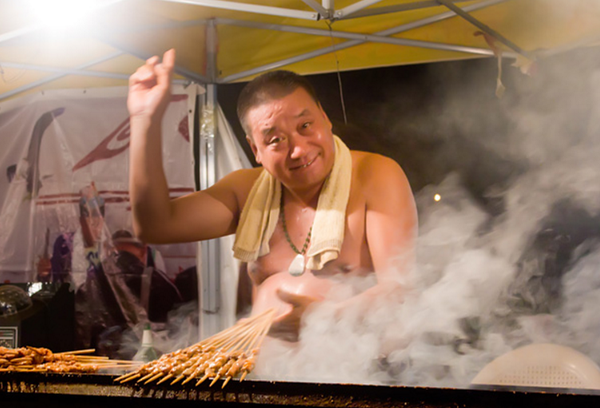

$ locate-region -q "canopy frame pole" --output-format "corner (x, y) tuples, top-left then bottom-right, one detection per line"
(217, 17), (497, 55)
(334, 0), (385, 19)
(302, 0), (330, 19)
(0, 61), (130, 80)
(218, 0), (509, 83)
(160, 0), (319, 20)
(109, 18), (209, 33)
(436, 0), (531, 59)
(0, 52), (123, 101)
(92, 31), (211, 84)
(102, 1), (473, 33)
(335, 0), (464, 20)
(198, 18), (222, 339)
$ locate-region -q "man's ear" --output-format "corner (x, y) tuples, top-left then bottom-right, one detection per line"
(246, 135), (261, 163)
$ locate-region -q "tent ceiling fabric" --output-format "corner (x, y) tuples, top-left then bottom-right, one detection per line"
(0, 0), (599, 101)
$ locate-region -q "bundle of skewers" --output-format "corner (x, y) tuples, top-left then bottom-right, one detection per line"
(115, 308), (276, 389)
(0, 346), (137, 373)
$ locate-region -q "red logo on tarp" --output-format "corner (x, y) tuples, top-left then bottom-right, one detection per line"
(72, 95), (189, 171)
(72, 118), (130, 171)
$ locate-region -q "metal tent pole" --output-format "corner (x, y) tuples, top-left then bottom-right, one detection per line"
(0, 61), (130, 80)
(92, 32), (211, 84)
(301, 0), (329, 18)
(436, 0), (531, 59)
(219, 0), (509, 83)
(217, 17), (496, 55)
(0, 52), (124, 101)
(198, 18), (222, 340)
(334, 0), (385, 19)
(161, 0), (319, 20)
(334, 0), (465, 20)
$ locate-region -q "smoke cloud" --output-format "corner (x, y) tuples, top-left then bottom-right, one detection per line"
(253, 48), (600, 391)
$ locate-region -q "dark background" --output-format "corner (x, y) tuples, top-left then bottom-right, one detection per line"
(217, 47), (600, 218)
(216, 48), (600, 387)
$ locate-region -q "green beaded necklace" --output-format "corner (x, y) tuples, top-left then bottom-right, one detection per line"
(280, 193), (312, 276)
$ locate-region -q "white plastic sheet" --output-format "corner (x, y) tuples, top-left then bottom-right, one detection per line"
(0, 85), (199, 282)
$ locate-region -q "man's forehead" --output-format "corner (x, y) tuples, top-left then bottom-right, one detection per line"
(248, 91), (317, 124)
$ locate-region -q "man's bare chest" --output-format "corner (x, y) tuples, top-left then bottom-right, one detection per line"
(247, 199), (372, 286)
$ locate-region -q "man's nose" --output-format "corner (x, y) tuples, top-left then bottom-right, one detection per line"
(288, 135), (309, 159)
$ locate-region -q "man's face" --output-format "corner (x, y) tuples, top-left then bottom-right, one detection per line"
(245, 87), (335, 192)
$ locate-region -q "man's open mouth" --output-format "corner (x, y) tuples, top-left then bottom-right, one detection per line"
(290, 156), (317, 171)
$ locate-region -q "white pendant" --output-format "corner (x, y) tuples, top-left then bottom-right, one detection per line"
(288, 254), (305, 277)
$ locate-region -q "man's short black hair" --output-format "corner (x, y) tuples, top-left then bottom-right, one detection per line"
(236, 70), (320, 135)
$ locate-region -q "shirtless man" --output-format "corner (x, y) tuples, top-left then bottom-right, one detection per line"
(127, 49), (417, 341)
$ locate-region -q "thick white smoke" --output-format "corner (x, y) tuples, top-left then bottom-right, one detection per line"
(253, 49), (600, 390)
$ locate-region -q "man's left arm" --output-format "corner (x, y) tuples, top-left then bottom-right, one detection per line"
(363, 154), (417, 294)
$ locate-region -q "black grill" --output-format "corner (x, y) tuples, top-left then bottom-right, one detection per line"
(2, 372), (600, 408)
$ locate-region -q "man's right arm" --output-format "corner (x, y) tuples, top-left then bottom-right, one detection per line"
(128, 49), (257, 244)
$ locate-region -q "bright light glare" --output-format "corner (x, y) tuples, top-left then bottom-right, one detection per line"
(27, 0), (101, 29)
(434, 194), (441, 202)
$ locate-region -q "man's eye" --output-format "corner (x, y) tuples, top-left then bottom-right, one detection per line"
(268, 137), (281, 145)
(301, 122), (311, 129)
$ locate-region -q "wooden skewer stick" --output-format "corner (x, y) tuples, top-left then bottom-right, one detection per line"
(171, 359), (202, 385)
(247, 309), (276, 352)
(75, 357), (111, 361)
(99, 364), (138, 370)
(56, 349), (96, 355)
(209, 375), (221, 387)
(181, 358), (211, 385)
(239, 371), (248, 382)
(119, 373), (141, 383)
(198, 323), (248, 347)
(137, 372), (156, 383)
(231, 308), (275, 353)
(115, 368), (145, 382)
(195, 373), (210, 386)
(94, 360), (139, 365)
(219, 324), (257, 351)
(198, 308), (275, 348)
(181, 374), (199, 385)
(111, 308), (276, 387)
(222, 376), (232, 388)
(157, 374), (173, 385)
(113, 373), (134, 382)
(170, 375), (185, 385)
(145, 373), (163, 384)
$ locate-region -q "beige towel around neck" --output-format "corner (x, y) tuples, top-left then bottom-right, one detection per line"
(232, 135), (352, 271)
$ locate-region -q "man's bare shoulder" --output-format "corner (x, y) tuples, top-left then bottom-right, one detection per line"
(349, 150), (410, 198)
(218, 166), (264, 202)
(221, 167), (263, 183)
(350, 150), (403, 179)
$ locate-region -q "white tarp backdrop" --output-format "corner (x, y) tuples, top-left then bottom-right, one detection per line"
(0, 85), (199, 283)
(0, 83), (253, 338)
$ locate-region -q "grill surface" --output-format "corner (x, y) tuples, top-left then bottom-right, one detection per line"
(2, 372), (600, 408)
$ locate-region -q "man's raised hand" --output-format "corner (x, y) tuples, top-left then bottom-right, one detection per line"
(127, 49), (176, 121)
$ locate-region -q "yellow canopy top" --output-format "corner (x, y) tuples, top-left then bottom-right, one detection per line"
(1, 0), (599, 101)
